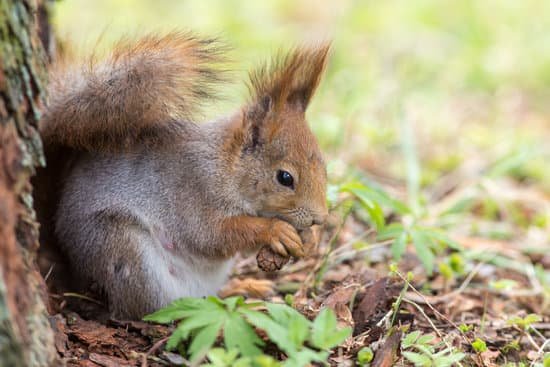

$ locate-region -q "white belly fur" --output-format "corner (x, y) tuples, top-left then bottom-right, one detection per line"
(143, 245), (234, 308)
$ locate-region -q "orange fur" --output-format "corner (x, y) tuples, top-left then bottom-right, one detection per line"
(247, 43), (331, 112)
(40, 32), (228, 152)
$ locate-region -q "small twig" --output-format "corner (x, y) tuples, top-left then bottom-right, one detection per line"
(404, 260), (484, 305)
(480, 289), (488, 335)
(376, 308), (394, 329)
(529, 338), (550, 367)
(403, 298), (465, 367)
(62, 292), (103, 305)
(530, 325), (548, 340)
(524, 328), (541, 351)
(390, 275), (410, 327)
(44, 263), (55, 282)
(394, 270), (473, 345)
(403, 298), (445, 341)
(141, 336), (169, 367)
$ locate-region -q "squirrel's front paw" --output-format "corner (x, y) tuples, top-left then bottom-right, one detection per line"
(268, 220), (304, 258)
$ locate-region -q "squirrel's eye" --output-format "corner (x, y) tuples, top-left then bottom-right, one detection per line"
(276, 170), (294, 188)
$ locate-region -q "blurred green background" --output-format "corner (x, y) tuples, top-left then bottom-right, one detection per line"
(53, 0), (550, 195)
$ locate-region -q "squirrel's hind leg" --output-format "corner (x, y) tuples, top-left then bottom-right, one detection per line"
(59, 206), (177, 319)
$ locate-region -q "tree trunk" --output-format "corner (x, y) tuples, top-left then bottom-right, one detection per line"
(0, 0), (57, 365)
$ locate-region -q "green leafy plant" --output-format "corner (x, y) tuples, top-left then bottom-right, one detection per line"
(200, 348), (253, 367)
(144, 297), (351, 366)
(489, 279), (519, 291)
(401, 331), (465, 367)
(242, 305), (351, 366)
(339, 180), (410, 230)
(458, 324), (473, 333)
(356, 346), (374, 366)
(471, 338), (487, 353)
(337, 179), (461, 275)
(144, 296), (264, 362)
(507, 314), (542, 330)
(501, 340), (520, 354)
(200, 348), (282, 367)
(378, 222), (460, 275)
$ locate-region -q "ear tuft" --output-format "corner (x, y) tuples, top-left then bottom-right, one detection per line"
(247, 43), (331, 113)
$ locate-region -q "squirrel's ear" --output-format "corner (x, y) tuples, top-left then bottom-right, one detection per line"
(239, 95), (273, 152)
(248, 43), (331, 114)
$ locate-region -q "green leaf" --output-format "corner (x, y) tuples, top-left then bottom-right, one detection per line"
(402, 351), (432, 366)
(416, 334), (435, 345)
(507, 316), (524, 326)
(489, 279), (518, 291)
(166, 308), (227, 351)
(205, 348), (230, 366)
(471, 338), (487, 353)
(206, 296), (227, 308)
(377, 223), (405, 241)
(410, 229), (435, 275)
(391, 231), (408, 260)
(310, 308), (336, 349)
(458, 324), (473, 333)
(233, 357), (252, 367)
(357, 347), (374, 364)
(360, 201), (385, 231)
(265, 303), (300, 326)
(507, 313), (542, 330)
(341, 180), (411, 215)
(420, 229), (462, 251)
(402, 331), (421, 349)
(166, 321), (193, 351)
(284, 348), (328, 367)
(310, 308), (351, 350)
(441, 197), (475, 216)
(224, 313), (264, 357)
(223, 296), (245, 312)
(143, 297), (211, 323)
(523, 313), (542, 325)
(414, 343), (435, 355)
(339, 182), (386, 229)
(253, 354), (282, 367)
(448, 253), (465, 274)
(487, 146), (539, 178)
(242, 309), (297, 355)
(326, 328), (352, 350)
(287, 314), (310, 349)
(188, 319), (224, 362)
(434, 352), (466, 367)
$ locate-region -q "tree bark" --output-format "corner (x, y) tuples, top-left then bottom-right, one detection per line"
(0, 0), (57, 365)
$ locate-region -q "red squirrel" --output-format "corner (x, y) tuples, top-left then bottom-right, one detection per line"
(35, 32), (330, 318)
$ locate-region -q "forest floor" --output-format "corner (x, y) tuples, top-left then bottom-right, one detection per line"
(45, 173), (550, 366)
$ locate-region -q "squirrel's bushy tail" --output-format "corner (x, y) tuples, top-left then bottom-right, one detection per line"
(40, 32), (227, 152)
